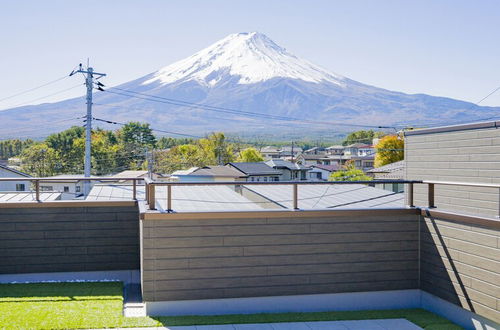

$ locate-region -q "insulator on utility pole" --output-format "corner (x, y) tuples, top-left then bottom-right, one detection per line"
(71, 63), (106, 196)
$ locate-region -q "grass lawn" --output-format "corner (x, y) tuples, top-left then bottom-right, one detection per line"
(0, 281), (463, 329)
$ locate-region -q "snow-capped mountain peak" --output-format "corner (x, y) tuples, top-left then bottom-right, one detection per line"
(143, 32), (345, 86)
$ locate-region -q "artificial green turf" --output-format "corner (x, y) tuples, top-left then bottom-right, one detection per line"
(0, 281), (463, 329)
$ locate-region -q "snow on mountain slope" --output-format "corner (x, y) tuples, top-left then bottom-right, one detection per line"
(143, 32), (345, 86)
(0, 32), (498, 139)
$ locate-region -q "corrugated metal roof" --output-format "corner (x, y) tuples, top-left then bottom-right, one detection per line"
(0, 191), (61, 202)
(367, 160), (405, 174)
(86, 184), (263, 212)
(245, 184), (404, 209)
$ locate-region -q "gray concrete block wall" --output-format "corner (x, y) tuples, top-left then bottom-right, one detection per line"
(141, 210), (420, 301)
(420, 215), (500, 323)
(0, 205), (140, 274)
(405, 125), (500, 217)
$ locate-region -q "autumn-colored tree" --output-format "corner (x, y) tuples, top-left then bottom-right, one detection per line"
(329, 160), (372, 182)
(237, 147), (264, 162)
(375, 135), (404, 167)
(20, 143), (59, 177)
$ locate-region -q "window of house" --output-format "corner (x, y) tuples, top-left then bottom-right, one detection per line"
(76, 186), (81, 193)
(274, 177), (279, 181)
(316, 172), (322, 179)
(264, 177), (268, 182)
(40, 186), (53, 191)
(15, 184), (25, 191)
(324, 160), (330, 165)
(63, 186), (70, 192)
(355, 160), (362, 167)
(251, 177), (255, 181)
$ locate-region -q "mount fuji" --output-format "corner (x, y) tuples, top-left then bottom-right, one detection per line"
(1, 32), (498, 139)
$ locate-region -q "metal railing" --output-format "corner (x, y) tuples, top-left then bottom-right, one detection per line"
(0, 177), (145, 202)
(143, 179), (422, 212)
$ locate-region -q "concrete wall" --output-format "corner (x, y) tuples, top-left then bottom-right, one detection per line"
(141, 209), (420, 301)
(0, 204), (140, 274)
(420, 211), (500, 323)
(405, 122), (500, 217)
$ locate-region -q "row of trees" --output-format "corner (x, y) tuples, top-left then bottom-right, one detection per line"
(0, 139), (34, 159)
(13, 122), (265, 177)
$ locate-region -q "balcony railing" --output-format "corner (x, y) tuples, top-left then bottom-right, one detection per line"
(2, 177), (499, 218)
(0, 177), (144, 201)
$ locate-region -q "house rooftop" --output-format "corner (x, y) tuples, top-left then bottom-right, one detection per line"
(309, 164), (340, 172)
(227, 162), (282, 176)
(245, 184), (404, 209)
(0, 164), (31, 178)
(0, 191), (61, 202)
(112, 170), (149, 178)
(265, 159), (309, 171)
(192, 166), (248, 178)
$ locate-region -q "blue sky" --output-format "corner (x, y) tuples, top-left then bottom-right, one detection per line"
(1, 0), (499, 110)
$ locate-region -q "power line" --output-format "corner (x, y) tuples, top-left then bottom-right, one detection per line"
(8, 84), (84, 108)
(476, 85), (500, 105)
(100, 87), (398, 130)
(0, 75), (69, 103)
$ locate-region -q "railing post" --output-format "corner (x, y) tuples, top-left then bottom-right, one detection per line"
(35, 180), (40, 202)
(132, 179), (137, 200)
(167, 185), (172, 213)
(293, 183), (298, 210)
(407, 183), (414, 207)
(145, 181), (149, 204)
(428, 183), (435, 208)
(148, 183), (156, 210)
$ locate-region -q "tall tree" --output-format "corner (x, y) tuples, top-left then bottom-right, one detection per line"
(237, 147), (264, 162)
(329, 161), (372, 182)
(342, 130), (385, 146)
(20, 143), (59, 177)
(375, 135), (404, 167)
(116, 122), (157, 170)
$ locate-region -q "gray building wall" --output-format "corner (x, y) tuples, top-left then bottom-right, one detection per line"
(0, 204), (140, 274)
(420, 212), (500, 323)
(141, 210), (420, 301)
(405, 122), (500, 217)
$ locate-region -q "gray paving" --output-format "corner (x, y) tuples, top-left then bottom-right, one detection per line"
(121, 318), (422, 330)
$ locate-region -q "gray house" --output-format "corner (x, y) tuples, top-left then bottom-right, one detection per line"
(0, 164), (30, 192)
(265, 159), (310, 181)
(226, 162), (282, 182)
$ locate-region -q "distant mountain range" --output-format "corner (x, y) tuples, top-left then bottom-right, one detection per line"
(1, 32), (498, 139)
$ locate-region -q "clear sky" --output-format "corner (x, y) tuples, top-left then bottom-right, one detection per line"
(1, 0), (499, 111)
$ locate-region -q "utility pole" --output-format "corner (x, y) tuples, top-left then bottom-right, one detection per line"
(70, 63), (106, 195)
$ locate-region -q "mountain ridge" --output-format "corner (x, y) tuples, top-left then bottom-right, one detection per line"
(0, 32), (497, 139)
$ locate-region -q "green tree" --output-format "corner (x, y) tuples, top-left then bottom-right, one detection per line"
(0, 139), (34, 159)
(342, 130), (385, 146)
(198, 132), (235, 165)
(116, 122), (157, 170)
(375, 135), (404, 167)
(45, 126), (85, 173)
(154, 144), (204, 173)
(20, 143), (59, 177)
(329, 161), (372, 182)
(237, 147), (264, 162)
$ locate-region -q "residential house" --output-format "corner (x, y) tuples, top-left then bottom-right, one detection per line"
(307, 164), (340, 181)
(172, 166), (248, 182)
(303, 147), (326, 155)
(265, 159), (310, 181)
(295, 154), (341, 166)
(325, 145), (345, 155)
(260, 146), (280, 160)
(0, 164), (30, 192)
(226, 162), (282, 182)
(38, 175), (98, 198)
(367, 160), (405, 192)
(343, 143), (375, 157)
(278, 146), (303, 159)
